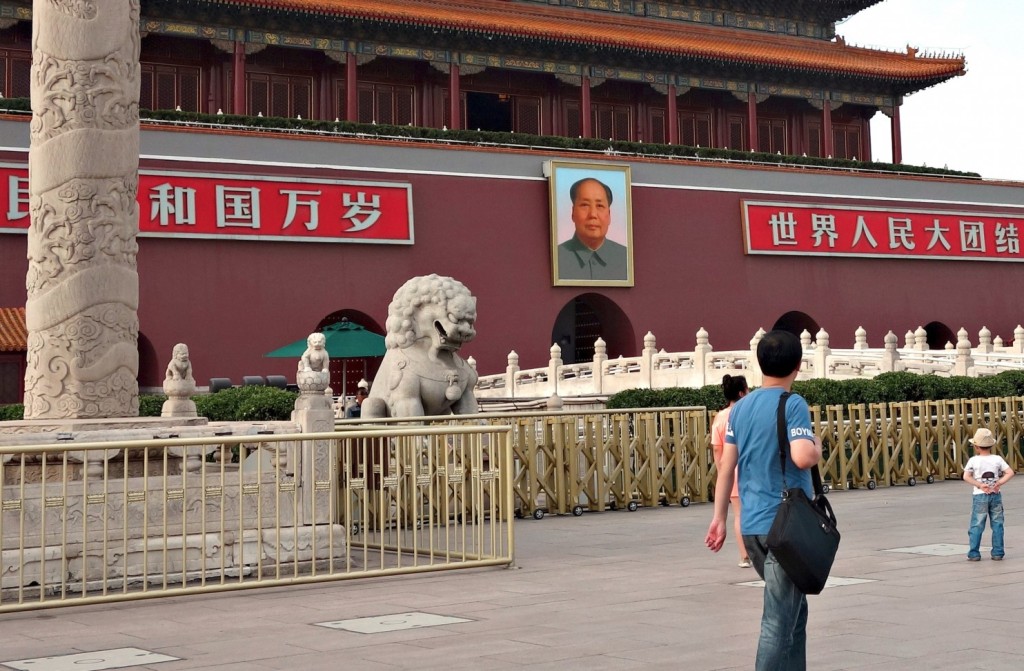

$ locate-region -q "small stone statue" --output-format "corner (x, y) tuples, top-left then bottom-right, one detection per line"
(165, 343), (195, 383)
(298, 332), (330, 374)
(295, 332), (331, 410)
(162, 343), (197, 418)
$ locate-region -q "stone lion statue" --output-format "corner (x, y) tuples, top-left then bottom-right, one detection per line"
(164, 343), (194, 383)
(363, 274), (478, 418)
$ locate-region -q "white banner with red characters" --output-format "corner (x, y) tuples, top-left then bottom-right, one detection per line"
(742, 200), (1024, 262)
(0, 163), (414, 244)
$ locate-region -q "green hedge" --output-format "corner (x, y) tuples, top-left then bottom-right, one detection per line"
(607, 370), (1024, 411)
(0, 403), (23, 421)
(0, 99), (979, 179)
(0, 386), (298, 423)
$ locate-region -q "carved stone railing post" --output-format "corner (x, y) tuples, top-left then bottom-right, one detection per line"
(914, 326), (928, 351)
(854, 326), (868, 350)
(977, 326), (993, 354)
(1015, 326), (1024, 354)
(505, 350), (519, 397)
(904, 330), (915, 349)
(592, 337), (607, 394)
(293, 338), (336, 525)
(548, 343), (562, 396)
(881, 331), (900, 372)
(694, 327), (711, 387)
(748, 328), (765, 387)
(25, 0), (141, 418)
(800, 330), (813, 353)
(640, 331), (656, 388)
(814, 329), (831, 378)
(954, 330), (974, 376)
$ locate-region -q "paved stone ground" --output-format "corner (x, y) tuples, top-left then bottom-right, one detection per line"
(1, 479), (1021, 670)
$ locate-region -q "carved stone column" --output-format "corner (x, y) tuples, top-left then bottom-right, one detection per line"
(25, 0), (141, 418)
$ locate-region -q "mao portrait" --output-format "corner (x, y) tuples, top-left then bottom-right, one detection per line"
(549, 161), (633, 286)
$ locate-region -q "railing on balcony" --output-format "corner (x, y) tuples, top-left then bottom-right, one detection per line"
(475, 325), (1024, 399)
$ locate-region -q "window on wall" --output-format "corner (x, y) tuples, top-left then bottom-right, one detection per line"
(464, 92), (541, 134)
(833, 124), (862, 160)
(248, 73), (312, 119)
(807, 121), (862, 159)
(757, 118), (788, 154)
(727, 115), (747, 151)
(564, 99), (581, 138)
(0, 49), (30, 99)
(356, 82), (414, 125)
(648, 107), (666, 144)
(679, 110), (712, 147)
(140, 64), (200, 112)
(593, 103), (631, 141)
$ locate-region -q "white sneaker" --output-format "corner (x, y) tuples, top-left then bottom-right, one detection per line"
(738, 559), (751, 568)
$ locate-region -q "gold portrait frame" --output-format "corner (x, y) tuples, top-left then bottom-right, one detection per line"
(548, 160), (634, 287)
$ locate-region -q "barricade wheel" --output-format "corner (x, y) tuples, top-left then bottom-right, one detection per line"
(660, 498), (670, 507)
(572, 505), (584, 517)
(680, 496), (691, 507)
(908, 477), (917, 487)
(926, 474), (935, 484)
(515, 509), (523, 519)
(627, 501), (639, 512)
(609, 501), (618, 511)
(822, 483), (830, 494)
(867, 480), (877, 491)
(532, 509), (545, 520)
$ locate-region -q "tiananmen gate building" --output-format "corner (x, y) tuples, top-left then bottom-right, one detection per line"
(2, 0), (1022, 403)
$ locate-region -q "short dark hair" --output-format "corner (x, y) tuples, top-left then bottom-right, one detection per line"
(757, 330), (803, 378)
(721, 374), (748, 403)
(569, 177), (613, 206)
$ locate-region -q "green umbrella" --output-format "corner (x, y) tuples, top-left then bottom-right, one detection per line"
(264, 318), (386, 359)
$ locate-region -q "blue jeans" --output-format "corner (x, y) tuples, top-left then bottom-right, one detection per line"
(744, 535), (808, 671)
(968, 493), (1004, 559)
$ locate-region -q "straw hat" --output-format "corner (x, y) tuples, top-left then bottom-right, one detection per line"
(969, 428), (996, 448)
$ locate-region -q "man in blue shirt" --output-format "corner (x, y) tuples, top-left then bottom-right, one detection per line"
(705, 330), (822, 670)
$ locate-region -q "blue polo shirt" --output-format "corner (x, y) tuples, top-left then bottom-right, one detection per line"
(725, 387), (815, 535)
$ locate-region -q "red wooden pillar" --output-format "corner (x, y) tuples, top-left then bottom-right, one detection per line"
(318, 69), (330, 120)
(666, 83), (678, 145)
(448, 63), (461, 130)
(890, 103), (903, 164)
(345, 56), (357, 122)
(581, 74), (591, 139)
(822, 99), (834, 158)
(746, 91), (758, 151)
(232, 41), (245, 115)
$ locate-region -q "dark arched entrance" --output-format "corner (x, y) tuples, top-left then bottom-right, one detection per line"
(924, 321), (956, 350)
(317, 309), (385, 396)
(772, 311), (820, 339)
(551, 294), (635, 365)
(137, 332), (160, 390)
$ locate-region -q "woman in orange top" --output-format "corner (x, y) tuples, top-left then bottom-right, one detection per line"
(710, 374), (750, 567)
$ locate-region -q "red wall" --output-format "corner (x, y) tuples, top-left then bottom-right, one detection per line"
(3, 149), (1024, 391)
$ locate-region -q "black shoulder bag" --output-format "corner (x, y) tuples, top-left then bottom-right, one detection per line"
(765, 392), (840, 595)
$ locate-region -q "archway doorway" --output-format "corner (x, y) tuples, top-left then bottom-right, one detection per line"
(923, 321), (956, 350)
(550, 294), (635, 365)
(316, 309), (385, 396)
(137, 332), (160, 390)
(772, 311), (820, 340)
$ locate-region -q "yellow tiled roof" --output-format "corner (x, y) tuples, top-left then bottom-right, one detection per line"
(0, 307), (26, 352)
(222, 0), (965, 85)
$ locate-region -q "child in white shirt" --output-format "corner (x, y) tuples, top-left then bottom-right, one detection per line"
(963, 428), (1015, 561)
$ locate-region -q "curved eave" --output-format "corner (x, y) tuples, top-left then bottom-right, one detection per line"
(214, 0), (965, 94)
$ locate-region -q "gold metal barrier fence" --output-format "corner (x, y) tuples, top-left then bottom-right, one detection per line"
(337, 407), (710, 518)
(0, 425), (513, 613)
(812, 396), (1024, 490)
(335, 397), (1024, 515)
